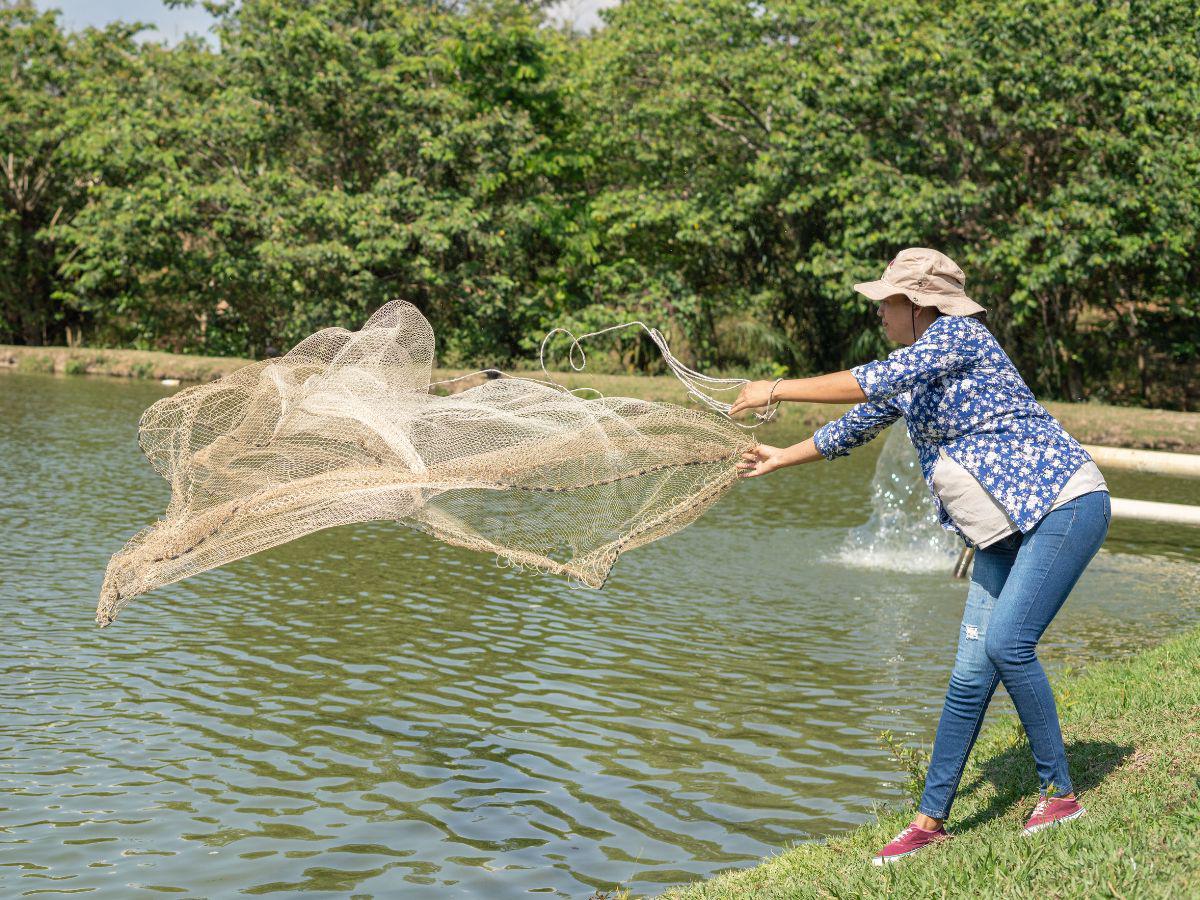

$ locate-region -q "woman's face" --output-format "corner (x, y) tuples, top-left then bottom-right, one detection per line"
(877, 294), (919, 345)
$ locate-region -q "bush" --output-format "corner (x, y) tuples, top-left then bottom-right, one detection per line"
(16, 354), (54, 373)
(878, 729), (932, 805)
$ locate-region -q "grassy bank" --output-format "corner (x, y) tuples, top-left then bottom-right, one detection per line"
(0, 344), (246, 383)
(654, 624), (1200, 900)
(4, 343), (1200, 452)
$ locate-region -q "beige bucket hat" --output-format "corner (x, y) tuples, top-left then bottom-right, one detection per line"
(854, 247), (986, 317)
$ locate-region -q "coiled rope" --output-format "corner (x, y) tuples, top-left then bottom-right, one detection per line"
(430, 320), (780, 428)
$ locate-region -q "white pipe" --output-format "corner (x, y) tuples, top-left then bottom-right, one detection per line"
(950, 496), (1200, 579)
(1110, 497), (1200, 527)
(1083, 445), (1200, 479)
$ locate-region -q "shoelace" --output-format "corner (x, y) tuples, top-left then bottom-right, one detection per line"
(1031, 798), (1049, 818)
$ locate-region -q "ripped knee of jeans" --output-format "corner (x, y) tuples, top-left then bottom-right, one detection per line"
(953, 622), (991, 676)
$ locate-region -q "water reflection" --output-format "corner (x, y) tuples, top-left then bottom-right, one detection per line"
(1, 372), (1197, 897)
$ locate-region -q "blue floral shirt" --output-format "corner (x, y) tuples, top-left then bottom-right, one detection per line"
(812, 315), (1093, 539)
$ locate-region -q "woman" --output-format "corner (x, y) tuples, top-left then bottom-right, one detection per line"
(730, 248), (1110, 864)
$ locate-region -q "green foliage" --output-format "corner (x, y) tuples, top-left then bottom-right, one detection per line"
(878, 729), (932, 805)
(29, 0), (583, 364)
(15, 352), (54, 373)
(2, 0), (1198, 407)
(0, 3), (147, 345)
(577, 0), (1200, 405)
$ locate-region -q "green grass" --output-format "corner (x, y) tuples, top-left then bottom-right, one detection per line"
(14, 351), (55, 373)
(0, 344), (245, 382)
(656, 626), (1200, 900)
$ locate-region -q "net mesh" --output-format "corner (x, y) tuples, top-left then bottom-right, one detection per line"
(97, 300), (755, 626)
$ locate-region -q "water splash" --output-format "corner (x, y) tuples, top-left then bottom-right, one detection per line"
(834, 425), (960, 573)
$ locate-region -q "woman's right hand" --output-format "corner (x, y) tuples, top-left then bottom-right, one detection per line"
(736, 444), (786, 478)
(728, 380), (776, 417)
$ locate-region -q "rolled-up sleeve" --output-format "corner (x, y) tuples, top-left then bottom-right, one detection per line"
(813, 399), (903, 460)
(852, 316), (988, 401)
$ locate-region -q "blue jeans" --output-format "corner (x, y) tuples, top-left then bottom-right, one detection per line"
(918, 490), (1111, 820)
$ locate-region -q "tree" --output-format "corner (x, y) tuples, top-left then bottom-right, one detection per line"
(0, 3), (148, 345)
(57, 0), (581, 362)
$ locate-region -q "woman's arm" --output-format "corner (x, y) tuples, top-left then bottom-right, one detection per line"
(737, 437), (823, 478)
(738, 399), (904, 479)
(728, 370), (865, 417)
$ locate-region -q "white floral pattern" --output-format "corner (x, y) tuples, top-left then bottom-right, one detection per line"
(813, 315), (1092, 538)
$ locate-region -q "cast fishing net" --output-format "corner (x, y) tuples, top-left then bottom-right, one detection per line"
(96, 300), (765, 626)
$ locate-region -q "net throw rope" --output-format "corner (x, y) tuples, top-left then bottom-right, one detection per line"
(96, 300), (779, 626)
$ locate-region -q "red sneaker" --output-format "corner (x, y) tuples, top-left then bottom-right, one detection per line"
(871, 822), (951, 865)
(1023, 796), (1086, 835)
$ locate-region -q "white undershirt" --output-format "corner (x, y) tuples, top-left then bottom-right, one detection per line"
(931, 450), (1108, 548)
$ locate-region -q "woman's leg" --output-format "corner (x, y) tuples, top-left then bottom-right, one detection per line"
(916, 534), (1020, 820)
(983, 491), (1111, 797)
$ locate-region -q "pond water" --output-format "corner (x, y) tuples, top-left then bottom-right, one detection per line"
(2, 371), (1198, 897)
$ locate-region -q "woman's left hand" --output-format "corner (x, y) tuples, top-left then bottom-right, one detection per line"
(736, 444), (786, 478)
(728, 380), (776, 417)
